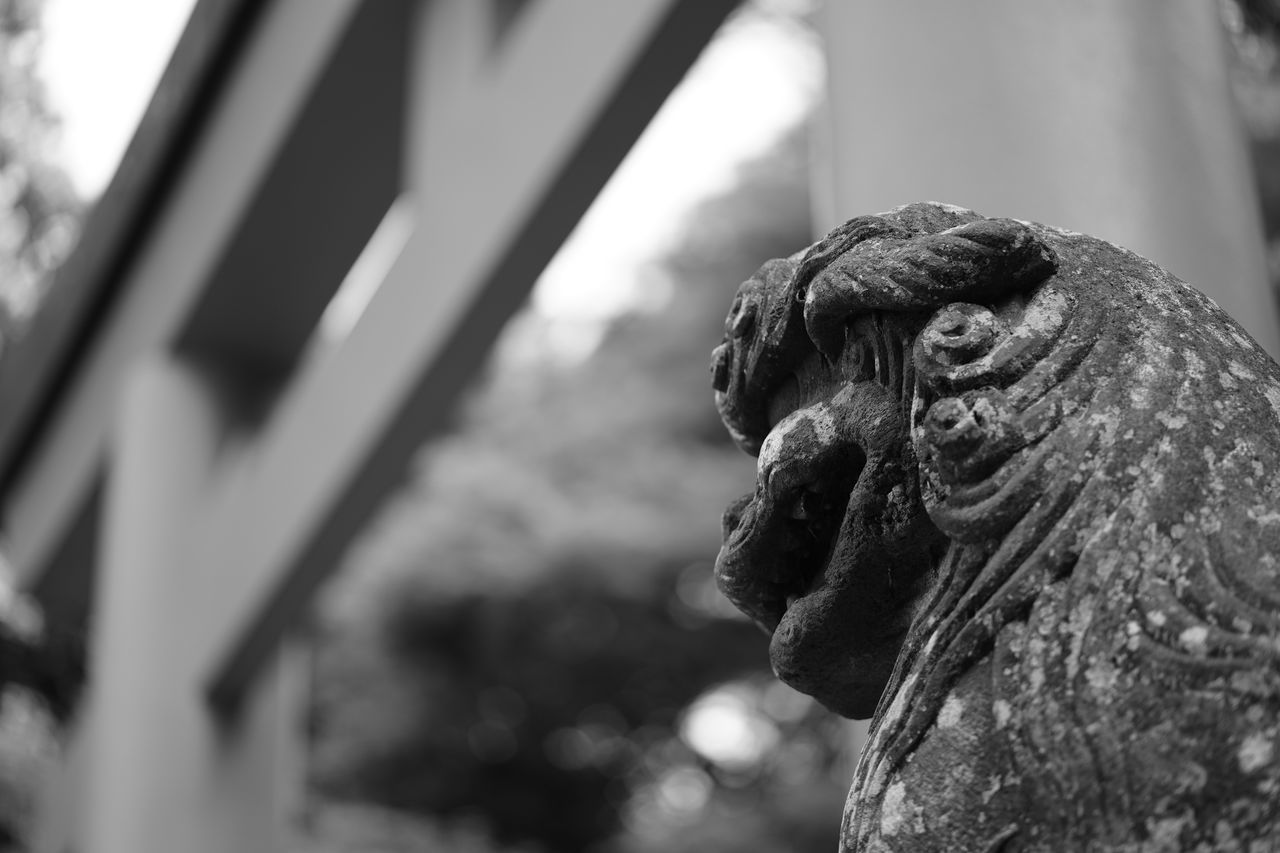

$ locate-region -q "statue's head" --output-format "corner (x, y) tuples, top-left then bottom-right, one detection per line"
(711, 202), (1061, 717)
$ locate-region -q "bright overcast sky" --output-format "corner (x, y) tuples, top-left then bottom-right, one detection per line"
(36, 0), (822, 331)
(39, 0), (198, 197)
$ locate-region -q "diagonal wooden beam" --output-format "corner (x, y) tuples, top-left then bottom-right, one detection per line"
(1, 0), (369, 591)
(0, 0), (261, 498)
(201, 0), (741, 712)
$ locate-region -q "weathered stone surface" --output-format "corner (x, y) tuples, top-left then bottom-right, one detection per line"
(711, 202), (1280, 851)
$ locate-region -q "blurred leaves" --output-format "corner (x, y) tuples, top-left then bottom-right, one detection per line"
(0, 0), (80, 337)
(311, 562), (770, 852)
(0, 5), (82, 846)
(0, 607), (80, 721)
(298, 803), (542, 853)
(0, 688), (57, 852)
(0, 569), (78, 850)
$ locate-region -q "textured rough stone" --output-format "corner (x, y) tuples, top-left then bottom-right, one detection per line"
(710, 202), (1280, 851)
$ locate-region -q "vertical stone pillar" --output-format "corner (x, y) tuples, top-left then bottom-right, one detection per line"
(76, 358), (300, 853)
(813, 0), (1280, 357)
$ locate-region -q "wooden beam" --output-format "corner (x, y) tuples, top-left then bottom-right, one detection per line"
(0, 0), (260, 496)
(201, 0), (741, 711)
(173, 0), (412, 377)
(1, 0), (367, 590)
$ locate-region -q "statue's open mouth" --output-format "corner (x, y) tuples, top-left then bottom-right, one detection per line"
(715, 406), (866, 634)
(713, 307), (944, 719)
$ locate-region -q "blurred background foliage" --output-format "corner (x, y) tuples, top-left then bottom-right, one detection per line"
(3, 1), (1280, 851)
(300, 121), (856, 851)
(0, 0), (81, 847)
(0, 0), (79, 337)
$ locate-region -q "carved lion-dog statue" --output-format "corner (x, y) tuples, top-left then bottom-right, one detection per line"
(711, 202), (1280, 851)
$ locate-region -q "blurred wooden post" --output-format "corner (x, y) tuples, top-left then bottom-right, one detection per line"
(813, 0), (1280, 357)
(85, 358), (217, 851)
(72, 358), (301, 853)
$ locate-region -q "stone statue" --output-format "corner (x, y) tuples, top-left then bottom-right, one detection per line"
(710, 202), (1280, 851)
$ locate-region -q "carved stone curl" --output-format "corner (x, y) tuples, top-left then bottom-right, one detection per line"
(711, 202), (1280, 851)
